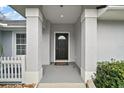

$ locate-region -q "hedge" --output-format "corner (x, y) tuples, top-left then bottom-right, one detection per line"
(94, 60), (124, 88)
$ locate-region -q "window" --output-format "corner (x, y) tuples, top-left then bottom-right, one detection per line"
(16, 33), (26, 55)
(58, 35), (66, 40)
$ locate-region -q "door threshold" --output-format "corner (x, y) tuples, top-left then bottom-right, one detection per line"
(55, 60), (68, 62)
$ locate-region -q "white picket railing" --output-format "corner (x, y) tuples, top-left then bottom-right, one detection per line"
(0, 56), (25, 83)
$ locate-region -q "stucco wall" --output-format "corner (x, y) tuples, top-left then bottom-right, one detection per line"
(42, 21), (50, 65)
(50, 24), (75, 62)
(98, 20), (124, 61)
(1, 31), (12, 56)
(75, 19), (81, 68)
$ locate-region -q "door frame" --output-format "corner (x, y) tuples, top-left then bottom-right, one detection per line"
(54, 31), (70, 62)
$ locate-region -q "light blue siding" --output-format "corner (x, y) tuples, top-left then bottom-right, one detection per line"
(1, 31), (12, 56)
(98, 20), (124, 61)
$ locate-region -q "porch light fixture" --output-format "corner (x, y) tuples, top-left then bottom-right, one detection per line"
(58, 35), (66, 40)
(60, 5), (64, 18)
(60, 14), (64, 18)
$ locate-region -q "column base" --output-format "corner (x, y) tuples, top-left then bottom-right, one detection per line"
(81, 68), (95, 83)
(85, 71), (95, 83)
(24, 67), (43, 84)
(81, 68), (85, 82)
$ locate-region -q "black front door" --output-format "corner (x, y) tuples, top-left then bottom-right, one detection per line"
(55, 33), (68, 60)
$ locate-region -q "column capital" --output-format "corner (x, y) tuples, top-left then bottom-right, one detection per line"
(26, 8), (43, 22)
(81, 9), (97, 22)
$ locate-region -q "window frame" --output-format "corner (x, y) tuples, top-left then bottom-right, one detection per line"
(13, 32), (26, 56)
(16, 33), (26, 55)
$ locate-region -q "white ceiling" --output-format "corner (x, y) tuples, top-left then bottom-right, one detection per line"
(42, 5), (82, 24)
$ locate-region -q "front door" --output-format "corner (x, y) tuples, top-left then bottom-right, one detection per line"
(55, 33), (68, 61)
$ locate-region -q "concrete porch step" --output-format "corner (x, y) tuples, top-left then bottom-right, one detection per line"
(37, 83), (86, 88)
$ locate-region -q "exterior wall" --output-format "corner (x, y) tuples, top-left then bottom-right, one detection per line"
(50, 24), (75, 62)
(75, 18), (81, 68)
(42, 21), (50, 65)
(0, 30), (26, 57)
(98, 20), (124, 61)
(0, 30), (1, 43)
(1, 31), (12, 56)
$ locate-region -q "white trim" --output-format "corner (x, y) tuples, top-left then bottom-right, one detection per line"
(81, 9), (97, 22)
(1, 26), (26, 28)
(98, 6), (124, 18)
(0, 23), (7, 27)
(0, 22), (26, 28)
(98, 6), (108, 17)
(54, 32), (70, 62)
(108, 5), (124, 10)
(26, 8), (43, 22)
(12, 31), (26, 56)
(12, 32), (15, 56)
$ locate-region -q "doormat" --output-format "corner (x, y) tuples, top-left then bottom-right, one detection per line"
(55, 62), (68, 66)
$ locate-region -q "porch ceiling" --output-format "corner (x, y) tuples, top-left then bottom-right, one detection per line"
(42, 5), (82, 24)
(11, 5), (101, 23)
(98, 6), (124, 21)
(11, 5), (82, 24)
(10, 5), (42, 17)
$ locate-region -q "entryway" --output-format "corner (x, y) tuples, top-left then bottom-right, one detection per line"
(38, 62), (84, 88)
(40, 63), (83, 83)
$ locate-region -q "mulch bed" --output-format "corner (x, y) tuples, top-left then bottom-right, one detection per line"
(0, 83), (36, 88)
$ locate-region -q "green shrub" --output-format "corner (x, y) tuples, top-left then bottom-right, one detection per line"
(94, 60), (124, 88)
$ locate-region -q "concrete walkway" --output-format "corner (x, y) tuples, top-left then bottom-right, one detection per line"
(40, 63), (83, 83)
(37, 83), (86, 88)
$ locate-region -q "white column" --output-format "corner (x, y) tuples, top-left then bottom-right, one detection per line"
(0, 31), (2, 56)
(81, 9), (97, 82)
(25, 8), (43, 83)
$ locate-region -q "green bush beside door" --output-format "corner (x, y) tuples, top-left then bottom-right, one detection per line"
(94, 60), (124, 88)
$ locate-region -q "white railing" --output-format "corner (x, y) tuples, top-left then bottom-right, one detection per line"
(0, 56), (25, 83)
